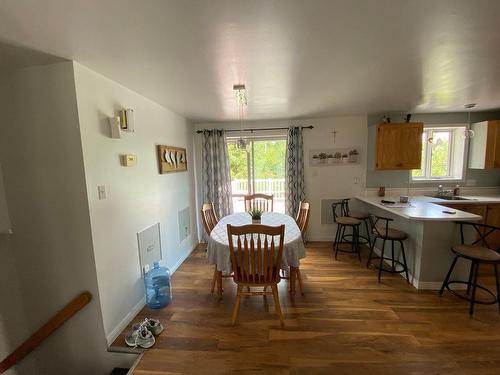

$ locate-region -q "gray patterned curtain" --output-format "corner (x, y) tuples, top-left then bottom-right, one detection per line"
(201, 129), (233, 218)
(285, 126), (305, 216)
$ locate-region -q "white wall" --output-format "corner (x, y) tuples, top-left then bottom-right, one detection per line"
(73, 63), (198, 343)
(0, 164), (11, 233)
(0, 62), (131, 374)
(194, 115), (368, 241)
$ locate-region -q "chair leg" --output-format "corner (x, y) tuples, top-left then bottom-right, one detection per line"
(333, 224), (340, 255)
(355, 226), (362, 262)
(494, 263), (500, 314)
(466, 262), (475, 295)
(378, 239), (386, 283)
(271, 284), (285, 327)
(232, 285), (242, 326)
(211, 267), (217, 293)
(391, 240), (395, 271)
(364, 219), (371, 248)
(367, 236), (377, 268)
(217, 271), (223, 295)
(296, 268), (304, 296)
(335, 224), (343, 260)
(470, 262), (479, 316)
(399, 240), (410, 284)
(439, 255), (459, 295)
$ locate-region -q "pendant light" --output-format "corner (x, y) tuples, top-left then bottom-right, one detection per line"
(233, 84), (248, 150)
(463, 103), (476, 139)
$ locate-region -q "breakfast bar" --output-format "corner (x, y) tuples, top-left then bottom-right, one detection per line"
(356, 195), (484, 289)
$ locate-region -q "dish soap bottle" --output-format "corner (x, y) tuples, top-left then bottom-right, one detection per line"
(144, 262), (172, 309)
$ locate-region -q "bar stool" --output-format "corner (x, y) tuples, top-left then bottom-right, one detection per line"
(367, 214), (410, 283)
(439, 221), (500, 316)
(341, 198), (371, 248)
(332, 200), (362, 261)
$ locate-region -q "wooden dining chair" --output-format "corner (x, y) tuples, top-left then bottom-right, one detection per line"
(288, 201), (310, 295)
(200, 203), (229, 295)
(227, 224), (286, 327)
(244, 193), (274, 212)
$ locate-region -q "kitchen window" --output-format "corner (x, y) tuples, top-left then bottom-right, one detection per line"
(411, 126), (467, 181)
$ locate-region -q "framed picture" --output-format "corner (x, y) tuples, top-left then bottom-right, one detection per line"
(309, 148), (361, 166)
(157, 145), (187, 174)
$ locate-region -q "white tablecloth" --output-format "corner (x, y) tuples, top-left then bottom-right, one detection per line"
(207, 212), (306, 274)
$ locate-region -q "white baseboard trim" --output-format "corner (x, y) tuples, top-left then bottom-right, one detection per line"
(106, 243), (198, 346)
(106, 297), (146, 346)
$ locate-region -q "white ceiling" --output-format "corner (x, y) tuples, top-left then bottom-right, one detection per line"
(1, 0), (500, 121)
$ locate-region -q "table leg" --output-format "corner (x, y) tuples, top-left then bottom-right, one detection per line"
(217, 270), (223, 296)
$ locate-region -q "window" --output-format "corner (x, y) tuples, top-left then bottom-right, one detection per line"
(227, 137), (287, 213)
(411, 126), (466, 181)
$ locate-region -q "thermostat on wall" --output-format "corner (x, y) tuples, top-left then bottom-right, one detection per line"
(121, 154), (137, 167)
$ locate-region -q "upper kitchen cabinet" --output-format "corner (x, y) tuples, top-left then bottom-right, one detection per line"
(468, 120), (500, 169)
(375, 122), (423, 170)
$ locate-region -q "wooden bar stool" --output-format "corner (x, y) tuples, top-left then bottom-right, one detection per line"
(332, 200), (362, 261)
(367, 214), (410, 283)
(341, 198), (371, 248)
(439, 221), (500, 316)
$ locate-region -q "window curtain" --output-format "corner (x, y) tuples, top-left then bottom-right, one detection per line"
(201, 129), (233, 218)
(285, 126), (305, 216)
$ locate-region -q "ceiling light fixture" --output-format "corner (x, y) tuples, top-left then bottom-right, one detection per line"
(233, 84), (248, 150)
(464, 103), (476, 139)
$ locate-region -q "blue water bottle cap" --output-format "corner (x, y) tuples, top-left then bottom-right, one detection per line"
(153, 261), (160, 268)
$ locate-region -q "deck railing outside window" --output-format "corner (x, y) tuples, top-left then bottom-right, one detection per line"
(231, 178), (285, 213)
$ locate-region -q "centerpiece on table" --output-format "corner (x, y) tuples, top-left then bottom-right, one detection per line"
(249, 208), (263, 224)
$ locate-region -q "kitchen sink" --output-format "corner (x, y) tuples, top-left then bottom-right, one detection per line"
(426, 194), (475, 201)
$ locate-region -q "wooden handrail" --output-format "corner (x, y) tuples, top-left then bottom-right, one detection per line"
(0, 291), (92, 373)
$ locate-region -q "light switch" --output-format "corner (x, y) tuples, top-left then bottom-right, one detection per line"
(98, 185), (107, 200)
(121, 154), (137, 167)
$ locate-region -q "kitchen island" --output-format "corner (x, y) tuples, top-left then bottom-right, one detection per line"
(356, 195), (493, 289)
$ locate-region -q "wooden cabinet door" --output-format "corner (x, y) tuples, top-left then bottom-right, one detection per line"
(376, 123), (423, 170)
(376, 124), (401, 169)
(485, 121), (500, 169)
(485, 204), (500, 249)
(399, 124), (424, 169)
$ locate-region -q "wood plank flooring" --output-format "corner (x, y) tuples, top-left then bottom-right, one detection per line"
(124, 242), (500, 374)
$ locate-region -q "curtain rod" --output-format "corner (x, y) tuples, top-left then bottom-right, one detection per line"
(196, 125), (313, 134)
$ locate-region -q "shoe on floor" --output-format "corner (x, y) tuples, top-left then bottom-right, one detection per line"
(125, 325), (155, 348)
(131, 318), (164, 336)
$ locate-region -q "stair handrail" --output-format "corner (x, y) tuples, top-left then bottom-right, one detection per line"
(0, 291), (92, 373)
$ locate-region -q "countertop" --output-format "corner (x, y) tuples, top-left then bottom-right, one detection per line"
(355, 195), (500, 221)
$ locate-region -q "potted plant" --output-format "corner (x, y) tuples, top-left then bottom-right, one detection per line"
(312, 154), (319, 165)
(348, 149), (359, 162)
(318, 152), (328, 164)
(333, 151), (342, 163)
(249, 208), (263, 224)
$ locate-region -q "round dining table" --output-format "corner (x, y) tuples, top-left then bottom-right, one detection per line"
(207, 212), (306, 294)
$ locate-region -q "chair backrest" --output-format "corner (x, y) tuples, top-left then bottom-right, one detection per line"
(331, 199), (349, 223)
(227, 224), (285, 284)
(200, 203), (218, 235)
(244, 193), (274, 212)
(457, 221), (500, 251)
(368, 214), (393, 237)
(296, 201), (311, 238)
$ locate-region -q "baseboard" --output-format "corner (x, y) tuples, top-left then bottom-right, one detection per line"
(106, 243), (198, 346)
(106, 297), (146, 346)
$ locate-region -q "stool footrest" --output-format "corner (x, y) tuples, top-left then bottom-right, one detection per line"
(444, 281), (498, 305)
(368, 257), (407, 274)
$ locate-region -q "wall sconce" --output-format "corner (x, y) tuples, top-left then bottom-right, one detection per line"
(108, 108), (135, 139)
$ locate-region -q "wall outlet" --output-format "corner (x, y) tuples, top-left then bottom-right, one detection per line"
(143, 264), (150, 274)
(354, 177), (359, 184)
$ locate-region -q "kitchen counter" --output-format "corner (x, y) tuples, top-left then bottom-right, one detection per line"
(354, 194), (500, 290)
(355, 195), (487, 221)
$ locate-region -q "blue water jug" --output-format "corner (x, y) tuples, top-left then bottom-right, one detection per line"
(144, 262), (172, 309)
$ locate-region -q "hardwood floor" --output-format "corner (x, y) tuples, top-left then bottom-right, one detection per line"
(123, 242), (500, 374)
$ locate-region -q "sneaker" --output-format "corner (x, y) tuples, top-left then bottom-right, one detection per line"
(125, 324), (156, 348)
(144, 318), (164, 336)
